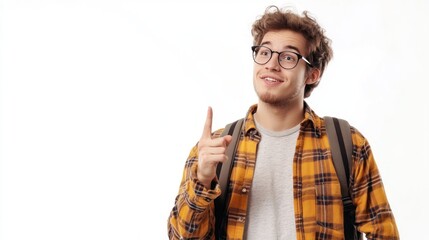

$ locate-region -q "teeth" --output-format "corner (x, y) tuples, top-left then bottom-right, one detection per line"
(265, 77), (278, 82)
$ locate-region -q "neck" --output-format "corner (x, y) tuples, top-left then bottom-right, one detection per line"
(254, 101), (305, 132)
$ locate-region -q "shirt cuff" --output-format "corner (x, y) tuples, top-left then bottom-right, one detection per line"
(184, 165), (221, 210)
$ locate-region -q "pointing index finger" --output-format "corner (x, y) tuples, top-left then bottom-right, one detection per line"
(201, 106), (213, 139)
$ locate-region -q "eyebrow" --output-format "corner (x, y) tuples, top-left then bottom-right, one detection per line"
(260, 41), (302, 54)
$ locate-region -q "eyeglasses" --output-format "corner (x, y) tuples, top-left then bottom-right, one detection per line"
(251, 45), (314, 69)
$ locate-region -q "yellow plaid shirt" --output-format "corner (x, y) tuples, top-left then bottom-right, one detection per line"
(168, 104), (399, 240)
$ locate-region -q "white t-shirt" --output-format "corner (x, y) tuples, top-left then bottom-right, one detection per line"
(245, 121), (300, 240)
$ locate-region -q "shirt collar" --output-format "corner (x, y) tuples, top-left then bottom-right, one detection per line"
(243, 102), (322, 137)
(303, 101), (322, 137)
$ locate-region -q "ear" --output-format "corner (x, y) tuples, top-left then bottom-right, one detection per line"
(305, 68), (321, 85)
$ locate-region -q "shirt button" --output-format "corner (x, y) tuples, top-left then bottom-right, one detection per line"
(241, 187), (248, 193)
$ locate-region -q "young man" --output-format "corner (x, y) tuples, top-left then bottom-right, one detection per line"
(168, 6), (399, 240)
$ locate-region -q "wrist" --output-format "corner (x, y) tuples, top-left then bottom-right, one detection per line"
(197, 172), (214, 189)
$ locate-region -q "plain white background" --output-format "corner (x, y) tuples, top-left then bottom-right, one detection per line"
(1, 0), (428, 239)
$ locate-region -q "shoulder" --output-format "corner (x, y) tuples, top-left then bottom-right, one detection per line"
(349, 124), (369, 148)
(212, 117), (246, 138)
(212, 128), (225, 138)
(321, 116), (372, 154)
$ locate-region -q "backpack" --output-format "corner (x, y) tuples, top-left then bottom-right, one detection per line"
(214, 117), (362, 240)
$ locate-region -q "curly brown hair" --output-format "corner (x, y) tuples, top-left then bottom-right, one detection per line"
(251, 6), (333, 98)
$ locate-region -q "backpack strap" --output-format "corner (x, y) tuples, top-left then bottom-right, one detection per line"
(324, 116), (361, 240)
(214, 118), (244, 239)
(324, 117), (353, 196)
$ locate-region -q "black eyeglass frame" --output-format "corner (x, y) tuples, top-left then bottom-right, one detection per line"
(251, 45), (314, 69)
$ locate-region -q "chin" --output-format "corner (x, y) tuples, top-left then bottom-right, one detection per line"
(257, 92), (284, 106)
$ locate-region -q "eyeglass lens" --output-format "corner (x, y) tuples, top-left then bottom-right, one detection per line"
(253, 46), (300, 69)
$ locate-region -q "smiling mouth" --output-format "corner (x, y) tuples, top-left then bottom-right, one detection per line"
(263, 77), (284, 83)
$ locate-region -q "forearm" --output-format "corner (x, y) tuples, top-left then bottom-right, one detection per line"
(168, 161), (221, 239)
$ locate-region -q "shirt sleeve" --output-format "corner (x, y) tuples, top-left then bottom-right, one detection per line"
(351, 128), (400, 239)
(167, 144), (221, 240)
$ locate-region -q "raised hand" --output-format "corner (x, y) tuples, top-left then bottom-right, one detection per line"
(197, 107), (232, 189)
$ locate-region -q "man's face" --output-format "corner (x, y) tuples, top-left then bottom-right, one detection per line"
(253, 29), (314, 107)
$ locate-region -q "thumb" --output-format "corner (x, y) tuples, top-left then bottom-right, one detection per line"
(223, 135), (233, 147)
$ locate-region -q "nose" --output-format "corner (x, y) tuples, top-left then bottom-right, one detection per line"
(264, 52), (281, 71)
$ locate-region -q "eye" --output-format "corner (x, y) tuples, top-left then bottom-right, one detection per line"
(280, 52), (297, 62)
(258, 49), (270, 57)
